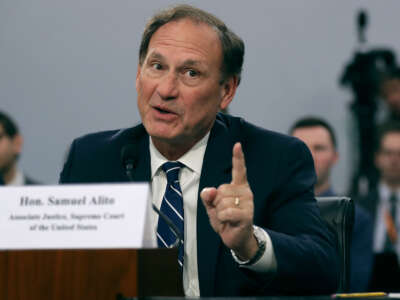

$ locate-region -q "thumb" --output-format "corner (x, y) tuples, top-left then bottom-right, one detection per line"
(200, 187), (218, 207)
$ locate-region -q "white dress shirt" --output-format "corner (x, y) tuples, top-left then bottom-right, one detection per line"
(7, 169), (25, 186)
(149, 133), (276, 297)
(373, 182), (400, 256)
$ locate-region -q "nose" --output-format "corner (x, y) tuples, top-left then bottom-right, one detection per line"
(157, 72), (179, 101)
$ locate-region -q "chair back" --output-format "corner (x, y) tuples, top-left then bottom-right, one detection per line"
(316, 196), (355, 293)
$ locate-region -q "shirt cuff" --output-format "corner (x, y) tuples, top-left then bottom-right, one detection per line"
(231, 227), (277, 273)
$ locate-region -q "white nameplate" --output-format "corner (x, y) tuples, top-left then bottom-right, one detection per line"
(0, 183), (154, 249)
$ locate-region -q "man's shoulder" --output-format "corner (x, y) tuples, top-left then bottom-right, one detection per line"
(75, 125), (142, 144)
(214, 113), (315, 190)
(217, 113), (301, 147)
(60, 124), (147, 183)
(71, 124), (146, 151)
(65, 123), (146, 167)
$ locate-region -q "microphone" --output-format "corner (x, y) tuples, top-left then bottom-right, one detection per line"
(121, 144), (137, 181)
(120, 145), (183, 248)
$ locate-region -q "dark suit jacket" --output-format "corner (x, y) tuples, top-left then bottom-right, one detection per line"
(60, 113), (339, 296)
(358, 188), (400, 291)
(25, 175), (40, 185)
(358, 189), (380, 224)
(349, 205), (373, 292)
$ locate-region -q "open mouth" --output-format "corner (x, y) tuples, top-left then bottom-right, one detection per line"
(154, 106), (175, 115)
(155, 107), (170, 114)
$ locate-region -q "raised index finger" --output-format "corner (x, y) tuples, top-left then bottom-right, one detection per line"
(231, 142), (248, 185)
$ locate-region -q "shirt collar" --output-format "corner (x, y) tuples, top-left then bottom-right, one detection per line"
(149, 132), (210, 179)
(379, 181), (400, 201)
(7, 169), (25, 186)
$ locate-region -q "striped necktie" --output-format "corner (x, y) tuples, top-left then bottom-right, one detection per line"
(156, 161), (184, 268)
(384, 193), (398, 252)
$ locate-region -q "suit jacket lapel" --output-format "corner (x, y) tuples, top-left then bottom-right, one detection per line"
(197, 118), (236, 296)
(127, 124), (151, 182)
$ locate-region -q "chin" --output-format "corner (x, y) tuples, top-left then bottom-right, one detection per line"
(148, 131), (176, 142)
(143, 121), (173, 137)
(147, 127), (179, 142)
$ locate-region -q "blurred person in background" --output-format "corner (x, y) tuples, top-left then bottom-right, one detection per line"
(290, 116), (373, 292)
(359, 121), (400, 292)
(381, 68), (400, 122)
(0, 111), (38, 185)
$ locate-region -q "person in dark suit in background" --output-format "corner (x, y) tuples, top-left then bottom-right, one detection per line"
(290, 116), (373, 292)
(381, 68), (400, 123)
(0, 111), (38, 185)
(60, 4), (338, 296)
(359, 121), (400, 292)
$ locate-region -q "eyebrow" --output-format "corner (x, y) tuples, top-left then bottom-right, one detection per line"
(147, 52), (165, 61)
(181, 59), (202, 67)
(147, 52), (204, 67)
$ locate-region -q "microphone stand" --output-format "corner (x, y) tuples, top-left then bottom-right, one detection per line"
(339, 9), (397, 197)
(123, 158), (183, 249)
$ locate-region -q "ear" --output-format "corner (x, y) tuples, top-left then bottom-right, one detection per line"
(135, 65), (142, 91)
(219, 76), (239, 110)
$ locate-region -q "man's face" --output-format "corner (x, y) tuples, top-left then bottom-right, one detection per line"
(376, 132), (400, 186)
(383, 79), (400, 115)
(292, 126), (338, 186)
(136, 18), (235, 151)
(0, 125), (21, 174)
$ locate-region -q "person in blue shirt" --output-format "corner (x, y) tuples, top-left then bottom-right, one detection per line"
(290, 116), (374, 292)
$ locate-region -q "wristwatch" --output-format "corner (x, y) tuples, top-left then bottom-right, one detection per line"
(231, 225), (267, 266)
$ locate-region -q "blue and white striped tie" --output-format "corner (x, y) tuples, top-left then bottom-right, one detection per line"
(157, 161), (184, 268)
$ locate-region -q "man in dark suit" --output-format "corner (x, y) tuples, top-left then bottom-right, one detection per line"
(359, 121), (400, 292)
(0, 111), (38, 185)
(381, 68), (400, 122)
(60, 4), (338, 296)
(290, 116), (373, 292)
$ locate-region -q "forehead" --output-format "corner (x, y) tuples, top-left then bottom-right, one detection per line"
(381, 132), (400, 148)
(147, 18), (222, 64)
(292, 126), (333, 145)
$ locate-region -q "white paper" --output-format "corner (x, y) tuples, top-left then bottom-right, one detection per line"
(0, 183), (155, 249)
(389, 293), (400, 298)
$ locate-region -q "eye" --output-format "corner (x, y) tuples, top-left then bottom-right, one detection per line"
(314, 145), (327, 152)
(151, 62), (163, 70)
(185, 69), (199, 78)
